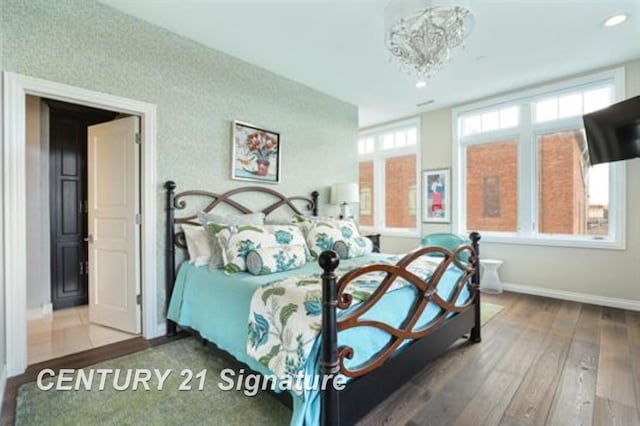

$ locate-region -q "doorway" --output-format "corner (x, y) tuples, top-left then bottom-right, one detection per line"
(25, 98), (142, 365)
(47, 99), (117, 310)
(4, 72), (161, 377)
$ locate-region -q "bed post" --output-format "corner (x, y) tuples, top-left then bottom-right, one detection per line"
(165, 180), (177, 336)
(311, 190), (320, 216)
(469, 232), (482, 343)
(319, 250), (340, 426)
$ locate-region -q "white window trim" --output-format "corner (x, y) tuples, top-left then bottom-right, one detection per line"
(452, 67), (626, 250)
(359, 117), (422, 237)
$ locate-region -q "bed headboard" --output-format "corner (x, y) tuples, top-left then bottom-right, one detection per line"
(164, 180), (319, 334)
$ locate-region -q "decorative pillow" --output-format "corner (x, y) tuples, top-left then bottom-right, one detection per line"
(207, 224), (309, 274)
(291, 213), (326, 234)
(197, 211), (266, 268)
(182, 225), (212, 267)
(304, 219), (361, 259)
(246, 244), (307, 275)
(333, 237), (373, 259)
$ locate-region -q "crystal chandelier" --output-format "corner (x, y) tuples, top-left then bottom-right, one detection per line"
(385, 0), (475, 83)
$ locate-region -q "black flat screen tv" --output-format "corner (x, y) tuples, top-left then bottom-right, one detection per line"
(583, 95), (640, 165)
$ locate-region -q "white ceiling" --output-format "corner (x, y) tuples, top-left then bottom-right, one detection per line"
(99, 0), (640, 127)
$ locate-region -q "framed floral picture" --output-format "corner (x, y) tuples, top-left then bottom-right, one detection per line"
(422, 168), (451, 223)
(232, 120), (281, 184)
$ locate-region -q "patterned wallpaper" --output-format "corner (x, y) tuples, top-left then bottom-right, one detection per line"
(1, 0), (358, 322)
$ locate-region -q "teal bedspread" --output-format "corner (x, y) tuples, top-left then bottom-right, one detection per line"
(167, 254), (470, 426)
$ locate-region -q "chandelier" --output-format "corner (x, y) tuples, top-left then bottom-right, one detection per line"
(385, 0), (475, 83)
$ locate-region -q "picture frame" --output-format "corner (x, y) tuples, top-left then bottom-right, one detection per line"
(231, 120), (281, 184)
(422, 168), (451, 223)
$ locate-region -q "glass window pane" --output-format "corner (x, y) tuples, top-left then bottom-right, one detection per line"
(358, 161), (374, 226)
(466, 141), (518, 232)
(535, 98), (558, 122)
(395, 131), (406, 147)
(499, 106), (519, 128)
(558, 93), (582, 118)
(463, 115), (481, 136)
(385, 155), (416, 228)
(481, 111), (499, 131)
(382, 134), (394, 150)
(584, 87), (612, 113)
(358, 139), (365, 155)
(537, 130), (608, 236)
(407, 128), (417, 145)
(365, 138), (374, 153)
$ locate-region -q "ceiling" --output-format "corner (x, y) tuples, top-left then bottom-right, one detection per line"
(99, 0), (640, 127)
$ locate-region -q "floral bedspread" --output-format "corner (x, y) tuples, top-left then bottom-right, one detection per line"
(246, 255), (442, 383)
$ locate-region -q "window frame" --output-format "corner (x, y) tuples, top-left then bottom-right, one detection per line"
(358, 117), (422, 237)
(452, 67), (626, 250)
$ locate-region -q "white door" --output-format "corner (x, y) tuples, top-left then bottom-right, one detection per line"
(87, 116), (141, 334)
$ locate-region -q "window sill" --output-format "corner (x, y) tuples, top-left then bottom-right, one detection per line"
(469, 233), (625, 250)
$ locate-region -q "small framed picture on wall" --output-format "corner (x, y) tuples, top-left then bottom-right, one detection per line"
(231, 120), (281, 184)
(422, 168), (451, 223)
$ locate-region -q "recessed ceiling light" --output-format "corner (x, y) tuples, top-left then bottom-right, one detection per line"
(416, 80), (427, 88)
(603, 14), (628, 27)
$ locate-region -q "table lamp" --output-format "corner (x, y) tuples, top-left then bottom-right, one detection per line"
(330, 182), (360, 219)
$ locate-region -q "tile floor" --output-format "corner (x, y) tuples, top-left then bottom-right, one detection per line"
(27, 305), (138, 365)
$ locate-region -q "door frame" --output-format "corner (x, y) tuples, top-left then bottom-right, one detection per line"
(3, 71), (161, 376)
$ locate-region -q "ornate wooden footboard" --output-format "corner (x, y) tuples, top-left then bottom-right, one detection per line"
(319, 233), (481, 425)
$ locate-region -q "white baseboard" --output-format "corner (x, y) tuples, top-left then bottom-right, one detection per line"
(26, 303), (53, 320)
(149, 322), (167, 340)
(42, 303), (53, 315)
(0, 364), (7, 416)
(502, 282), (640, 312)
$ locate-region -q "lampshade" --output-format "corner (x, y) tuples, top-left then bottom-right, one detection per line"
(330, 183), (360, 204)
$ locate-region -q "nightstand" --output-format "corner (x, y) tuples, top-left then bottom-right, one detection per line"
(364, 233), (381, 253)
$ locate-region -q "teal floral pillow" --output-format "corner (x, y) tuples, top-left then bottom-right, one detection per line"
(333, 236), (373, 259)
(246, 244), (307, 275)
(304, 219), (361, 259)
(208, 224), (309, 274)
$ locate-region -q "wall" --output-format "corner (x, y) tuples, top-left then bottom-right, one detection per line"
(0, 0), (6, 379)
(380, 108), (452, 254)
(25, 96), (52, 312)
(1, 0), (358, 328)
(381, 59), (640, 303)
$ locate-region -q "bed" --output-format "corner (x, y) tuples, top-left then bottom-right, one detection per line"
(164, 181), (482, 426)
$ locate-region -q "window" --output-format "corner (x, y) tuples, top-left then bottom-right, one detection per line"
(454, 69), (625, 249)
(466, 140), (518, 232)
(358, 120), (420, 235)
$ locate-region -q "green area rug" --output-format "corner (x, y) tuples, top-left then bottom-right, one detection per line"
(481, 301), (503, 324)
(16, 302), (502, 426)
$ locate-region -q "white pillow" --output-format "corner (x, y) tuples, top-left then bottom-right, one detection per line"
(182, 225), (212, 267)
(197, 211), (266, 268)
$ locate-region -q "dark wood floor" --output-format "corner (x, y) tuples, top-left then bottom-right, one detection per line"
(359, 292), (640, 426)
(2, 294), (640, 426)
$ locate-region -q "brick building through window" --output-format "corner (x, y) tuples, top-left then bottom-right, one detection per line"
(358, 120), (419, 233)
(456, 71), (622, 246)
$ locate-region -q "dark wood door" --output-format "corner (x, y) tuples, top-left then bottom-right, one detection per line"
(48, 100), (117, 310)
